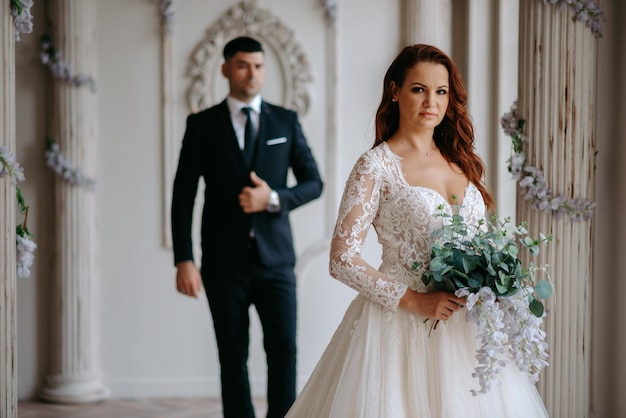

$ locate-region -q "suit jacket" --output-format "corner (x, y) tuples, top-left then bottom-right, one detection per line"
(171, 99), (323, 274)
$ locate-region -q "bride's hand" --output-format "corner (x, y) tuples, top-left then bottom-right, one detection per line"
(399, 289), (465, 321)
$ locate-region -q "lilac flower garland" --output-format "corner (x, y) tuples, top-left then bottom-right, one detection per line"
(0, 146), (37, 278)
(10, 0), (34, 41)
(501, 101), (595, 221)
(456, 287), (550, 395)
(543, 0), (606, 39)
(45, 138), (95, 191)
(40, 35), (97, 92)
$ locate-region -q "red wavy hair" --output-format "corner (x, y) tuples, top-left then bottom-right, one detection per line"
(373, 44), (494, 210)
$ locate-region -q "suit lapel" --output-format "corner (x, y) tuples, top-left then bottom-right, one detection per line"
(254, 102), (271, 166)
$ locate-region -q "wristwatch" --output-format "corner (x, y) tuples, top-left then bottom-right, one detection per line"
(267, 190), (281, 213)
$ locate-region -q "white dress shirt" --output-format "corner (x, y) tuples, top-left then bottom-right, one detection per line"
(226, 95), (262, 150)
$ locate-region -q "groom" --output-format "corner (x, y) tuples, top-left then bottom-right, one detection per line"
(170, 36), (323, 417)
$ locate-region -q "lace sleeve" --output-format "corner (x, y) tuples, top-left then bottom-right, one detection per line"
(329, 152), (409, 310)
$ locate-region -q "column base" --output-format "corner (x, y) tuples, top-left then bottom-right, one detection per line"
(38, 374), (110, 404)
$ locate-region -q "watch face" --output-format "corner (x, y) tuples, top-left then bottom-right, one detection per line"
(268, 191), (280, 213)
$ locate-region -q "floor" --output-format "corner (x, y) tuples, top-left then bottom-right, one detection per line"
(18, 398), (267, 418)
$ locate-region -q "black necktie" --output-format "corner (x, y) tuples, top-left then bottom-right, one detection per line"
(242, 107), (255, 166)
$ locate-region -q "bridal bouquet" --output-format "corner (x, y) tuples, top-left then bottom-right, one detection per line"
(413, 205), (553, 395)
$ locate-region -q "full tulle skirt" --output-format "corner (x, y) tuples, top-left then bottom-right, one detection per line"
(286, 295), (549, 418)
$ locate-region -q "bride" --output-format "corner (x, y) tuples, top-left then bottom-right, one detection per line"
(286, 44), (549, 417)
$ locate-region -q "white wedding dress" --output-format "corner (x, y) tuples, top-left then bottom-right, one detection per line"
(286, 142), (549, 418)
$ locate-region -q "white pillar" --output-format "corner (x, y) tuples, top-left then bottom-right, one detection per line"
(518, 1), (596, 416)
(403, 0), (452, 53)
(161, 2), (176, 248)
(1, 4), (17, 418)
(38, 0), (109, 404)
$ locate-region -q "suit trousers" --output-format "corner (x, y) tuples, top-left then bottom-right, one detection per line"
(203, 239), (297, 418)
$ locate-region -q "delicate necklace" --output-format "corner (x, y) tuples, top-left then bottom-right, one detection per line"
(401, 141), (437, 157)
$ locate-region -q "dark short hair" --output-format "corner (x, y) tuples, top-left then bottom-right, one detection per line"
(223, 36), (264, 60)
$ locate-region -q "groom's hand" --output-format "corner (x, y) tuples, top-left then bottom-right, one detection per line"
(176, 261), (203, 298)
(238, 171), (271, 213)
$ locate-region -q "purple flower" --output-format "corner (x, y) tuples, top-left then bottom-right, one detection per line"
(40, 35), (97, 93)
(543, 0), (606, 38)
(500, 101), (595, 222)
(45, 139), (96, 190)
(0, 145), (25, 184)
(16, 233), (37, 278)
(11, 0), (34, 41)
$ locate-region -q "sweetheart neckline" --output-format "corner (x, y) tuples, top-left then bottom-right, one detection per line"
(381, 142), (473, 207)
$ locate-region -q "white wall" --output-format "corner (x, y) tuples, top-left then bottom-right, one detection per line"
(593, 0), (626, 417)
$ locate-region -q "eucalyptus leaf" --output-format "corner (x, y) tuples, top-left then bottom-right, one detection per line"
(462, 255), (476, 273)
(534, 279), (553, 299)
(468, 274), (482, 290)
(529, 298), (544, 317)
(451, 269), (470, 280)
(441, 265), (454, 276)
(495, 281), (508, 294)
(430, 257), (446, 272)
(529, 244), (540, 255)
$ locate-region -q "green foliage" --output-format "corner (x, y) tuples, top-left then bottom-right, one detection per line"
(416, 207), (553, 317)
(15, 187), (32, 238)
(11, 0), (24, 16)
(16, 186), (27, 213)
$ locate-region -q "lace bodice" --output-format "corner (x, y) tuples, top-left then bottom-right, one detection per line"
(329, 142), (485, 311)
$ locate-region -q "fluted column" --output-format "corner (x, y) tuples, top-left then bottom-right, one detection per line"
(1, 3), (17, 417)
(38, 0), (109, 404)
(518, 1), (596, 416)
(161, 1), (176, 248)
(403, 0), (452, 53)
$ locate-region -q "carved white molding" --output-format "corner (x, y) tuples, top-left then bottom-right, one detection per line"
(296, 0), (339, 276)
(186, 0), (313, 115)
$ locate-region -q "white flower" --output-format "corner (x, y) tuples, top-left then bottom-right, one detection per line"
(40, 35), (97, 92)
(0, 145), (25, 184)
(465, 291), (507, 395)
(461, 286), (549, 395)
(500, 101), (594, 221)
(499, 291), (549, 383)
(16, 233), (36, 278)
(11, 0), (34, 41)
(45, 140), (96, 190)
(543, 0), (605, 38)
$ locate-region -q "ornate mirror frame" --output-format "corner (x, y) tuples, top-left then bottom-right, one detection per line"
(186, 0), (313, 115)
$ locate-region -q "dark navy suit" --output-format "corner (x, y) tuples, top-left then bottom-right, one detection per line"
(171, 99), (323, 417)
